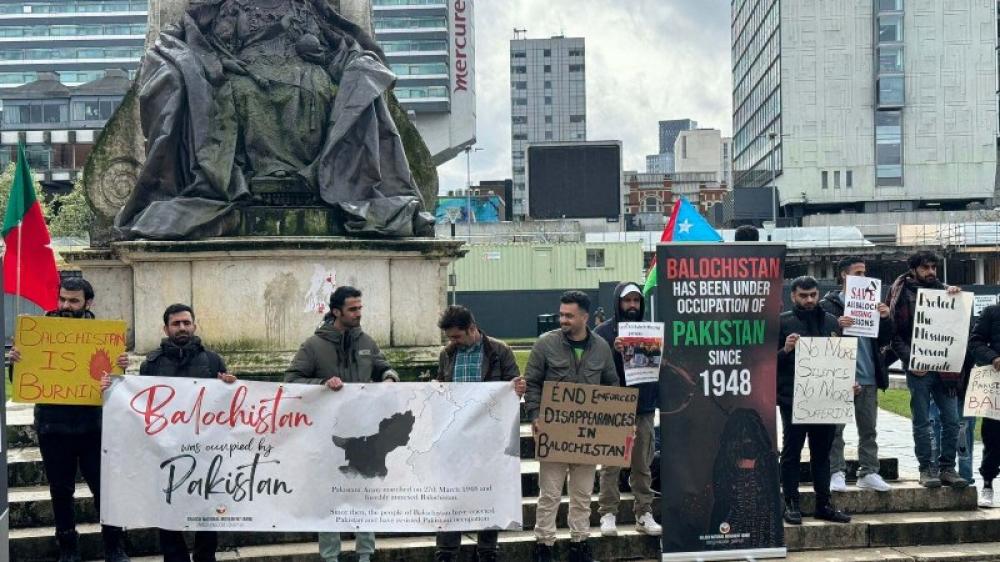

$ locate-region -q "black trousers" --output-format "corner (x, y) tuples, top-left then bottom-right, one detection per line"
(436, 530), (499, 555)
(38, 430), (123, 540)
(981, 417), (1000, 483)
(159, 530), (219, 562)
(779, 405), (835, 507)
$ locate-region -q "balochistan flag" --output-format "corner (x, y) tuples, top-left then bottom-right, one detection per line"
(3, 144), (58, 311)
(642, 198), (722, 297)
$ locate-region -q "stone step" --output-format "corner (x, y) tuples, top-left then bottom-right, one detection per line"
(10, 480), (971, 531)
(42, 510), (1000, 562)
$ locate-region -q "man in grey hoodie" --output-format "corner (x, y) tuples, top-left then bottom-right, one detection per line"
(285, 286), (398, 562)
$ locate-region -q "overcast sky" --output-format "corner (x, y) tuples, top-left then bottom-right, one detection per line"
(434, 0), (732, 194)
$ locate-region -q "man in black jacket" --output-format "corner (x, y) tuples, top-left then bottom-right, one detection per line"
(433, 305), (525, 562)
(9, 277), (130, 562)
(777, 276), (851, 525)
(968, 303), (1000, 507)
(888, 250), (967, 489)
(819, 256), (894, 493)
(104, 303), (236, 562)
(594, 282), (661, 538)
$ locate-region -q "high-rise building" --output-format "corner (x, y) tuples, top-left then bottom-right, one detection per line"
(645, 151), (673, 174)
(0, 0), (147, 89)
(509, 34), (586, 218)
(658, 118), (698, 156)
(732, 0), (998, 219)
(372, 0), (476, 165)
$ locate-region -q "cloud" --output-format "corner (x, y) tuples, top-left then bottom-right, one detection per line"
(434, 0), (731, 194)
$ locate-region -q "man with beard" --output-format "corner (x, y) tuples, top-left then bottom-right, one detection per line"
(285, 285), (398, 562)
(889, 251), (967, 489)
(102, 303), (237, 561)
(776, 276), (851, 525)
(819, 256), (894, 493)
(594, 282), (662, 538)
(524, 291), (618, 562)
(9, 277), (131, 562)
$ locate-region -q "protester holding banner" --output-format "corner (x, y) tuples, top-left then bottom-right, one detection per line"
(524, 290), (618, 562)
(968, 302), (1000, 507)
(819, 256), (895, 493)
(776, 276), (851, 525)
(9, 277), (131, 562)
(593, 282), (662, 538)
(433, 304), (525, 562)
(284, 286), (397, 562)
(888, 250), (968, 489)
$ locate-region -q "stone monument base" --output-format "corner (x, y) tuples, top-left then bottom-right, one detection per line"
(62, 237), (465, 374)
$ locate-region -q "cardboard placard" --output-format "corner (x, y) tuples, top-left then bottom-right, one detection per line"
(535, 381), (638, 467)
(792, 337), (857, 424)
(843, 276), (881, 338)
(964, 365), (1000, 420)
(619, 322), (665, 386)
(909, 289), (973, 373)
(12, 315), (126, 405)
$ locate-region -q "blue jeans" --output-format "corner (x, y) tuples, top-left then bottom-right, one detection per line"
(907, 372), (960, 471)
(929, 402), (976, 482)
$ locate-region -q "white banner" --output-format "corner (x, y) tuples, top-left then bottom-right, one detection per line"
(792, 337), (857, 424)
(101, 377), (522, 532)
(843, 276), (881, 338)
(620, 322), (665, 386)
(964, 365), (1000, 420)
(909, 289), (973, 373)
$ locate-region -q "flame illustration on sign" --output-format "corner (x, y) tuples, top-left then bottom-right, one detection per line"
(89, 349), (114, 381)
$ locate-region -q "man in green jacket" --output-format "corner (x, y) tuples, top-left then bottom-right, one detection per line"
(524, 291), (619, 562)
(284, 286), (398, 562)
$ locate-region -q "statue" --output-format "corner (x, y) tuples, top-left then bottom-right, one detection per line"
(113, 0), (434, 240)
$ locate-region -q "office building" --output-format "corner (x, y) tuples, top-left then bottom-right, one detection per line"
(658, 118), (697, 156)
(509, 34), (586, 218)
(645, 151), (673, 174)
(372, 0), (476, 165)
(731, 0), (998, 220)
(0, 0), (146, 88)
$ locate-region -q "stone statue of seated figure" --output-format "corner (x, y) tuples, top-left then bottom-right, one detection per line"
(114, 0), (433, 240)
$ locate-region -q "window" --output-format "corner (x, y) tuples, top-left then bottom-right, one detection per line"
(568, 49), (584, 56)
(822, 171), (828, 189)
(512, 116), (527, 124)
(544, 116), (552, 124)
(879, 0), (902, 10)
(681, 136), (688, 158)
(878, 15), (902, 42)
(876, 111), (903, 185)
(569, 64), (585, 72)
(586, 248), (605, 268)
(543, 49), (551, 56)
(511, 66), (526, 74)
(545, 131), (553, 140)
(544, 96), (552, 105)
(513, 98), (527, 106)
(512, 133), (527, 140)
(846, 170), (853, 188)
(878, 75), (904, 106)
(569, 115), (585, 123)
(834, 170), (841, 189)
(513, 81), (527, 90)
(544, 80), (552, 88)
(643, 196), (659, 212)
(512, 51), (526, 59)
(543, 65), (551, 73)
(879, 46), (903, 72)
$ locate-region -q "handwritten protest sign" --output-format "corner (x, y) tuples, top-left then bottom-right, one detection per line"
(843, 276), (881, 338)
(964, 365), (1000, 420)
(103, 378), (523, 531)
(535, 381), (638, 467)
(909, 289), (973, 373)
(792, 337), (857, 424)
(13, 315), (126, 405)
(975, 295), (998, 317)
(620, 322), (664, 386)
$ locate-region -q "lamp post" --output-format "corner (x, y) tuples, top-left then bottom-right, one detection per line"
(465, 145), (485, 241)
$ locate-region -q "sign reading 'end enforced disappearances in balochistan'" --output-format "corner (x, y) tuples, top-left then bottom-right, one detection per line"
(13, 315), (126, 405)
(909, 289), (973, 373)
(657, 244), (786, 561)
(843, 276), (881, 338)
(792, 338), (857, 425)
(535, 381), (637, 467)
(964, 365), (1000, 421)
(102, 377), (523, 532)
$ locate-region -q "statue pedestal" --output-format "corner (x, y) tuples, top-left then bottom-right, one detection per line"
(63, 237), (465, 372)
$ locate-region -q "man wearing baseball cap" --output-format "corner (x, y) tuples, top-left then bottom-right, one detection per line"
(595, 282), (662, 537)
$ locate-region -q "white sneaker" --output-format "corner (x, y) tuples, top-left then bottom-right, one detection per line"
(636, 512), (663, 536)
(600, 513), (618, 536)
(856, 473), (892, 492)
(830, 471), (847, 492)
(980, 487), (995, 508)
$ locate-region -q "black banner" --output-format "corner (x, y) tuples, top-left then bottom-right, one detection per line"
(658, 243), (786, 560)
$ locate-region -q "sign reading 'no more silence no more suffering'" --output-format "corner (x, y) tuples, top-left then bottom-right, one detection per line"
(657, 243), (786, 561)
(102, 377), (523, 532)
(792, 337), (857, 425)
